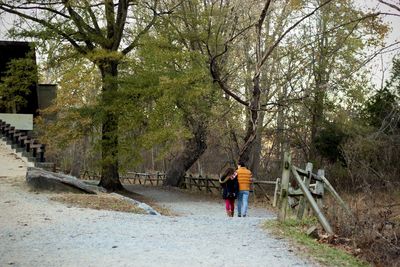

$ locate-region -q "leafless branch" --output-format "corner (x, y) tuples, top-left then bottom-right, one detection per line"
(379, 0), (400, 13)
(0, 3), (87, 54)
(380, 12), (400, 17)
(255, 0), (334, 79)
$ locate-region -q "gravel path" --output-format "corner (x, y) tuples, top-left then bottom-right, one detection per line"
(0, 140), (315, 267)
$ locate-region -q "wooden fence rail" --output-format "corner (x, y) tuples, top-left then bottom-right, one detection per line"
(119, 171), (280, 203)
(121, 172), (166, 186)
(277, 152), (353, 235)
(80, 170), (280, 203)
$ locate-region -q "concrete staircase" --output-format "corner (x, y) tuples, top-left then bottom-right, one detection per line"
(0, 119), (55, 170)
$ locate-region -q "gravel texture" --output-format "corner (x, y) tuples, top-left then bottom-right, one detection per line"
(0, 140), (315, 267)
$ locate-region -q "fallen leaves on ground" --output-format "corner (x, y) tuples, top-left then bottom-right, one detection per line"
(50, 193), (147, 214)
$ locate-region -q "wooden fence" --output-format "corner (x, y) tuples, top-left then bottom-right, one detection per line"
(277, 152), (353, 235)
(120, 171), (280, 203)
(121, 172), (166, 186)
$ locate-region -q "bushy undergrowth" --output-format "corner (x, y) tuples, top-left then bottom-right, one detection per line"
(320, 131), (400, 266)
(324, 190), (400, 266)
(326, 134), (400, 191)
(264, 218), (369, 267)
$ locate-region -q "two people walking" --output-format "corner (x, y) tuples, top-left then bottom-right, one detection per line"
(219, 160), (253, 217)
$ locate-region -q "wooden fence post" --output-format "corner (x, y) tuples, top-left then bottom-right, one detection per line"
(251, 179), (256, 203)
(278, 152), (291, 222)
(297, 162), (313, 220)
(292, 167), (333, 234)
(316, 169), (325, 208)
(197, 175), (202, 191)
(273, 178), (280, 207)
(182, 174), (187, 189)
(208, 178), (218, 193)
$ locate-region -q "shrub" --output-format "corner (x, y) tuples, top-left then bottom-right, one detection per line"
(324, 190), (400, 266)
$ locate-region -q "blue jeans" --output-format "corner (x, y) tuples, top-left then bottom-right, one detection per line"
(237, 191), (249, 216)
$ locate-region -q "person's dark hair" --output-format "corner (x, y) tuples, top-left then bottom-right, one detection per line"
(238, 160), (246, 167)
(221, 167), (235, 179)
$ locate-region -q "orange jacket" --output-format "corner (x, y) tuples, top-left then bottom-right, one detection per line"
(237, 167), (252, 191)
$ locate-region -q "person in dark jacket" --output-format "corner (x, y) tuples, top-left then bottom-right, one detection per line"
(219, 167), (239, 217)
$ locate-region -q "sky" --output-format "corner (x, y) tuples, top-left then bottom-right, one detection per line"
(0, 0), (399, 87)
(359, 0), (400, 88)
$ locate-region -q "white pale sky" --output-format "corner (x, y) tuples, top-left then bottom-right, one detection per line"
(359, 0), (400, 88)
(0, 0), (399, 87)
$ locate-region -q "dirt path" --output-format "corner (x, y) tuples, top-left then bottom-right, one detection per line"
(0, 140), (315, 267)
(123, 184), (274, 218)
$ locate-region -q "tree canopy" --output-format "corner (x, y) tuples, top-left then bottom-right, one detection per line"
(0, 0), (398, 191)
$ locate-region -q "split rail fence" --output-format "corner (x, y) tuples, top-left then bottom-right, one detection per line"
(116, 171), (280, 203)
(276, 152), (353, 235)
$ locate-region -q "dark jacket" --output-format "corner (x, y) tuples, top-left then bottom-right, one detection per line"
(220, 177), (239, 200)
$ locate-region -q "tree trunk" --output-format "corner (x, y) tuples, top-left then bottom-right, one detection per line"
(164, 121), (207, 187)
(249, 110), (265, 178)
(310, 2), (329, 163)
(227, 123), (240, 165)
(97, 61), (123, 191)
(239, 76), (261, 166)
(310, 83), (325, 161)
(70, 141), (82, 178)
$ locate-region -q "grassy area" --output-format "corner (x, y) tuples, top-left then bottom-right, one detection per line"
(50, 193), (147, 214)
(50, 192), (176, 216)
(263, 218), (370, 267)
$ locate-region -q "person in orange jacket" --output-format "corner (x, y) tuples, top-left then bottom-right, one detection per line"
(236, 160), (253, 217)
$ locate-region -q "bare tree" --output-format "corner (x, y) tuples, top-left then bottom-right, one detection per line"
(207, 0), (334, 167)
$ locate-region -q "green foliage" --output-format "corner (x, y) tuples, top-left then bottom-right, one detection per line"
(316, 1), (387, 109)
(364, 88), (399, 130)
(315, 122), (348, 163)
(115, 31), (216, 168)
(35, 57), (102, 172)
(289, 0), (390, 164)
(364, 56), (400, 132)
(2, 0), (394, 179)
(388, 56), (400, 93)
(0, 50), (37, 112)
(33, 0), (219, 173)
(335, 56), (400, 189)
